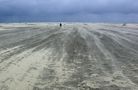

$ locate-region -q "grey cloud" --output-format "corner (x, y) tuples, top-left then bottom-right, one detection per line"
(0, 0), (138, 22)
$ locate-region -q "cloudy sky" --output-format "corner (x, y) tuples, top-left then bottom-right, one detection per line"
(0, 0), (138, 22)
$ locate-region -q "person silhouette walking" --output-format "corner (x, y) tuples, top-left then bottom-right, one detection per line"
(60, 23), (62, 27)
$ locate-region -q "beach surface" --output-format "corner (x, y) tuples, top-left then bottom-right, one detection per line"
(0, 23), (138, 90)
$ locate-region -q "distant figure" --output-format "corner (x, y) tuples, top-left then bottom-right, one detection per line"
(122, 23), (127, 26)
(60, 23), (62, 27)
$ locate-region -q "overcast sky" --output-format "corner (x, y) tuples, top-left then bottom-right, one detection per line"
(0, 0), (138, 22)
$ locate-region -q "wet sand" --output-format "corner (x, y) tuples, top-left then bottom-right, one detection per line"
(0, 23), (138, 90)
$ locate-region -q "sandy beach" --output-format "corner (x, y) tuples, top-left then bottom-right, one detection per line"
(0, 23), (138, 90)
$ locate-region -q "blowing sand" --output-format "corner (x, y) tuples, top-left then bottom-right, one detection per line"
(0, 23), (138, 90)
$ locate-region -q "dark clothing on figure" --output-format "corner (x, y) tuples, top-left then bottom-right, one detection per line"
(60, 23), (62, 27)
